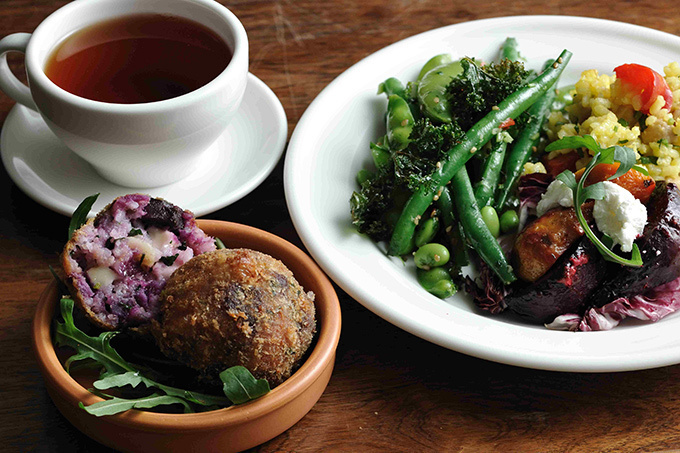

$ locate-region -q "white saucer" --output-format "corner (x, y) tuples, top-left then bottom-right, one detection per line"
(0, 73), (287, 217)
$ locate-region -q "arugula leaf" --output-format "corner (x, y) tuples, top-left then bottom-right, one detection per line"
(573, 150), (642, 267)
(547, 135), (643, 267)
(54, 297), (132, 376)
(68, 194), (99, 240)
(633, 164), (650, 176)
(610, 145), (636, 179)
(93, 371), (229, 408)
(54, 297), (270, 416)
(556, 170), (577, 191)
(220, 366), (271, 404)
(49, 265), (70, 295)
(545, 134), (600, 154)
(79, 393), (192, 416)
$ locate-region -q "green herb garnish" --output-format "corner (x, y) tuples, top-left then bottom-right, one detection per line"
(54, 297), (270, 416)
(546, 135), (643, 267)
(159, 254), (179, 266)
(128, 228), (143, 237)
(220, 366), (272, 404)
(68, 193), (99, 239)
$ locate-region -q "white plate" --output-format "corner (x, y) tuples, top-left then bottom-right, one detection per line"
(284, 16), (680, 372)
(1, 73), (287, 217)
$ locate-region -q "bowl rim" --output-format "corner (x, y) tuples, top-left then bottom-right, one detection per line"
(32, 219), (341, 431)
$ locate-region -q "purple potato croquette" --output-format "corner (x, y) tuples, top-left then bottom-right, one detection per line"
(61, 194), (216, 330)
(152, 248), (317, 387)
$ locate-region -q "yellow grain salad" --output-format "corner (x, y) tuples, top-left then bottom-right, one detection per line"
(546, 62), (680, 181)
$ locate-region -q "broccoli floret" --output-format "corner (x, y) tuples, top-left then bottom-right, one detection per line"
(350, 171), (396, 241)
(394, 118), (464, 192)
(447, 58), (531, 130)
(350, 118), (464, 242)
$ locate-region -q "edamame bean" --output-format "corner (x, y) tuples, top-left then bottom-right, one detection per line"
(416, 267), (457, 299)
(414, 215), (440, 248)
(417, 267), (450, 288)
(427, 278), (456, 298)
(388, 49), (572, 259)
(417, 54), (453, 83)
(416, 268), (456, 298)
(480, 205), (500, 238)
(378, 77), (406, 99)
(500, 209), (519, 233)
(417, 60), (463, 123)
(386, 95), (415, 151)
(413, 243), (450, 269)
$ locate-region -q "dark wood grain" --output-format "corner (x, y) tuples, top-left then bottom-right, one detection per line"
(2, 1), (680, 452)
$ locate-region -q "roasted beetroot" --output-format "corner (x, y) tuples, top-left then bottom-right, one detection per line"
(503, 238), (607, 323)
(589, 182), (680, 306)
(62, 194), (216, 330)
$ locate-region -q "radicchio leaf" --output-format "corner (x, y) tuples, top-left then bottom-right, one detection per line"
(464, 261), (509, 314)
(546, 274), (680, 331)
(517, 172), (553, 210)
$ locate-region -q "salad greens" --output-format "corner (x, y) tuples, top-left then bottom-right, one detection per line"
(68, 193), (99, 239)
(547, 135), (644, 267)
(54, 297), (270, 416)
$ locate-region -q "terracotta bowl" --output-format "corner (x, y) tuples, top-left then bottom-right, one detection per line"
(32, 220), (341, 453)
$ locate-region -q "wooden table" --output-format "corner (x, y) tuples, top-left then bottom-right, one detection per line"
(2, 1), (680, 451)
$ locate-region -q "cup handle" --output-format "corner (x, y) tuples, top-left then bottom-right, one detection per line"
(0, 33), (37, 111)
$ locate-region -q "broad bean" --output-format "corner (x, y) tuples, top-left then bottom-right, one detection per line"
(413, 243), (450, 269)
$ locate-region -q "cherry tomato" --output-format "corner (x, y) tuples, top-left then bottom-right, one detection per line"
(614, 63), (673, 114)
(574, 163), (656, 204)
(542, 150), (580, 177)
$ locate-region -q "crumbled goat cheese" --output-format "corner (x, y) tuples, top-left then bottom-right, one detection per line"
(536, 180), (574, 216)
(536, 180), (647, 252)
(592, 181), (647, 252)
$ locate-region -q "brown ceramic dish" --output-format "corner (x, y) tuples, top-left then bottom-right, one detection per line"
(32, 220), (341, 453)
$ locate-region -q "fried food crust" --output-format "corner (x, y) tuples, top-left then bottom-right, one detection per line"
(152, 248), (316, 387)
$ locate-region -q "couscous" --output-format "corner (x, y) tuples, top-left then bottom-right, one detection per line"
(545, 62), (680, 181)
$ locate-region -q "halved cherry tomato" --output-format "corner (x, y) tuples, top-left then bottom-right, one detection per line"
(614, 63), (673, 114)
(574, 162), (655, 204)
(542, 150), (580, 177)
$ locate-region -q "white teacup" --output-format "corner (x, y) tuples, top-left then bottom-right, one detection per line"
(0, 0), (248, 188)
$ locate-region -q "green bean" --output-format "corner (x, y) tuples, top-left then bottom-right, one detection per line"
(500, 37), (521, 62)
(473, 133), (508, 207)
(417, 53), (454, 82)
(480, 205), (500, 238)
(386, 94), (415, 151)
(414, 213), (440, 248)
(378, 77), (406, 99)
(495, 60), (559, 210)
(417, 60), (463, 123)
(436, 186), (469, 268)
(500, 209), (519, 233)
(451, 167), (516, 284)
(388, 49), (572, 256)
(413, 243), (450, 269)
